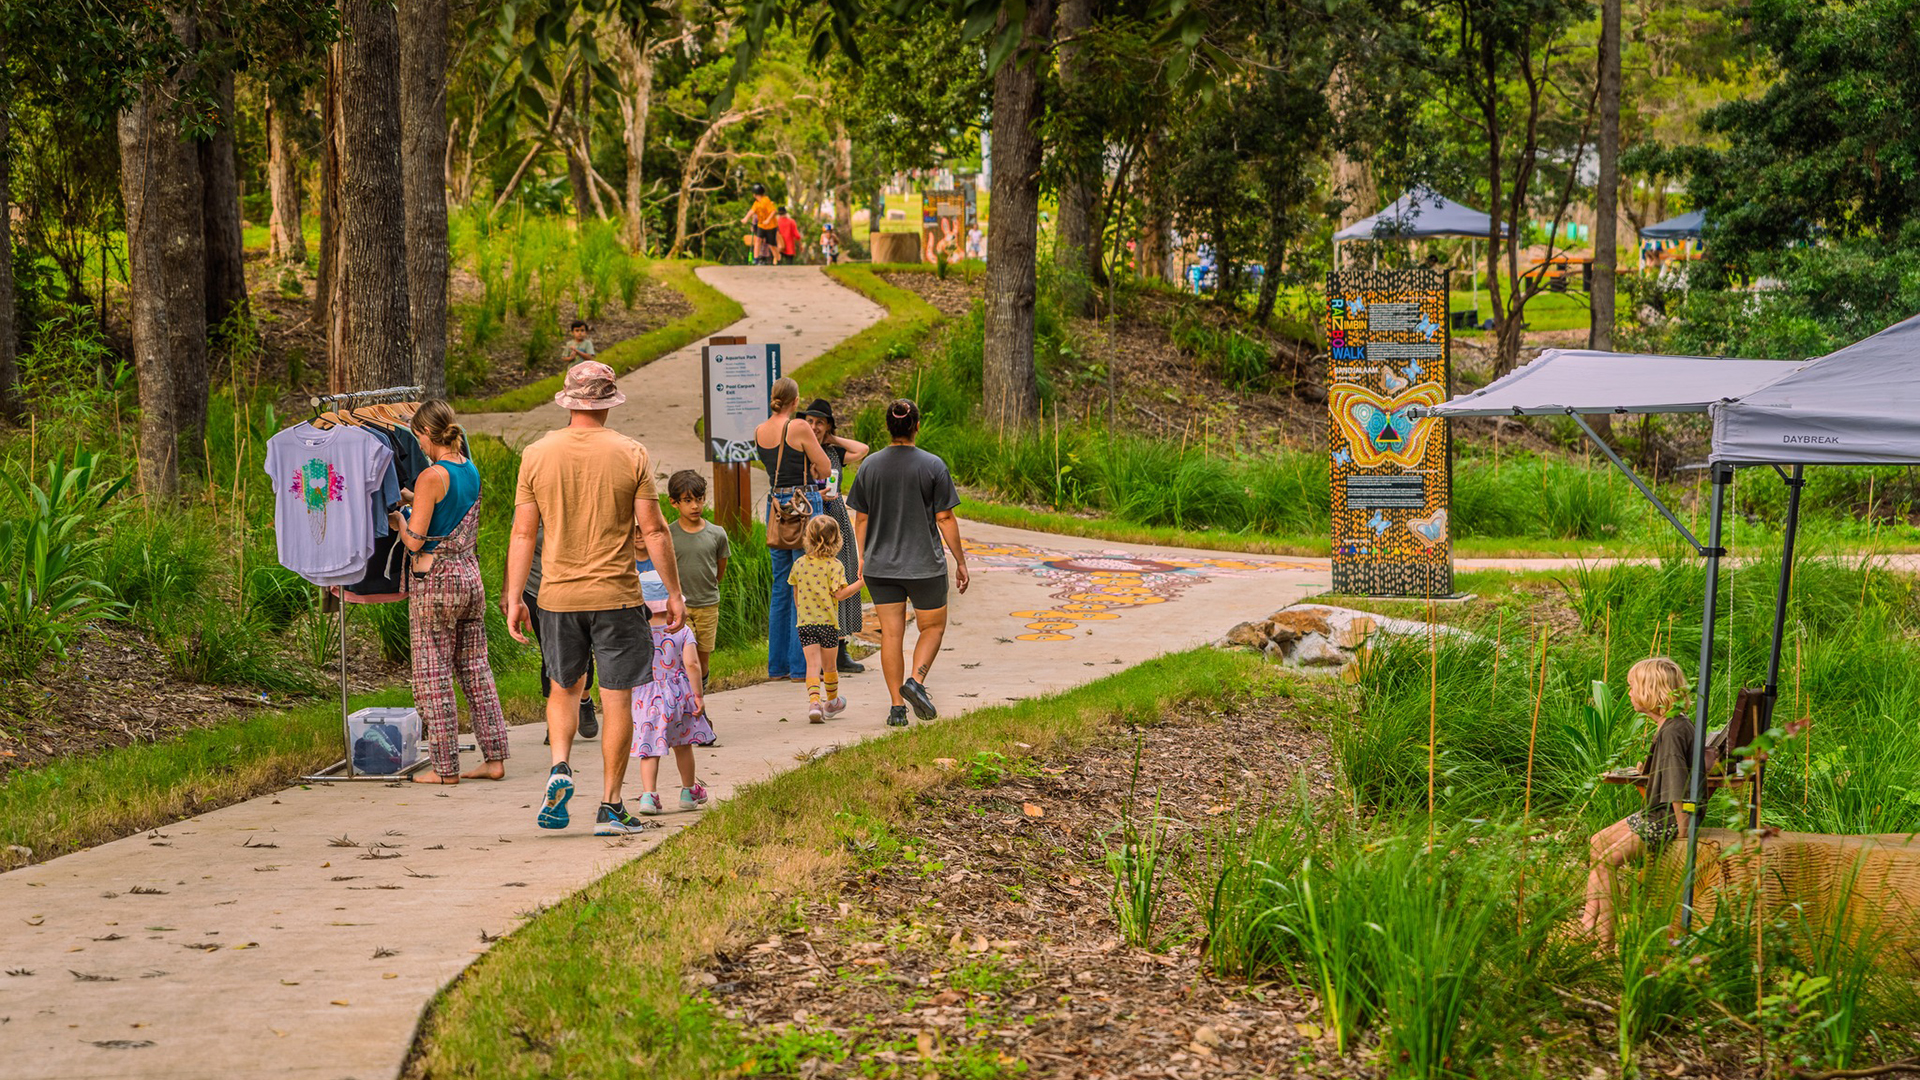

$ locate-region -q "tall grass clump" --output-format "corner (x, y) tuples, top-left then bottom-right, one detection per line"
(1207, 802), (1570, 1075)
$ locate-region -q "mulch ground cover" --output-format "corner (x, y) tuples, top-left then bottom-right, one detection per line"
(698, 681), (1370, 1078)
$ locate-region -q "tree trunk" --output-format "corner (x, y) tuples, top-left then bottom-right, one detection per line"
(1136, 127), (1169, 282)
(617, 34), (654, 251)
(400, 0), (450, 400)
(1052, 0), (1097, 315)
(982, 0), (1055, 432)
(266, 85), (308, 267)
(116, 10), (205, 497)
(0, 96), (22, 420)
(199, 67), (248, 348)
(341, 0), (413, 390)
(315, 52), (340, 360)
(832, 122), (854, 243)
(1587, 0), (1620, 439)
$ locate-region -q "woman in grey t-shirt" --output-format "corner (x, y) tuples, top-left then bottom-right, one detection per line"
(845, 399), (969, 728)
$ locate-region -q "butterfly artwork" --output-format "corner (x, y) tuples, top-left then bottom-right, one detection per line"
(1381, 365), (1409, 393)
(1328, 383), (1445, 468)
(1368, 510), (1391, 535)
(1407, 509), (1449, 548)
(1403, 356), (1425, 381)
(1333, 448), (1352, 466)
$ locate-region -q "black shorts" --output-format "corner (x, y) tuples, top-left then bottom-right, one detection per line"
(755, 226), (779, 246)
(866, 574), (948, 610)
(798, 623), (840, 648)
(523, 592), (595, 697)
(535, 605), (653, 691)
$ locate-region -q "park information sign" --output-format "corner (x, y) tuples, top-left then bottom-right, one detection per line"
(1325, 268), (1453, 596)
(702, 343), (782, 463)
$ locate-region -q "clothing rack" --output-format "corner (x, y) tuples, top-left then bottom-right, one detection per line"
(300, 385), (427, 783)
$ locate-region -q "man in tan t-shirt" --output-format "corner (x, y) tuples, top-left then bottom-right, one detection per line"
(504, 361), (687, 836)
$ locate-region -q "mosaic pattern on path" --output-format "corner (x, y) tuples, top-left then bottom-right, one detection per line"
(965, 540), (1317, 641)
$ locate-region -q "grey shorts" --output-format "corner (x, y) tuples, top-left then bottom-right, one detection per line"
(535, 605), (653, 691)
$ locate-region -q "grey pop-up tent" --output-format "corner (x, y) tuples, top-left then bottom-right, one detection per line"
(1639, 210), (1707, 241)
(1335, 188), (1509, 313)
(1419, 315), (1920, 929)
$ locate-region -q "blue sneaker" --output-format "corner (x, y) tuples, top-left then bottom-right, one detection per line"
(636, 792), (665, 815)
(593, 802), (651, 836)
(537, 768), (574, 830)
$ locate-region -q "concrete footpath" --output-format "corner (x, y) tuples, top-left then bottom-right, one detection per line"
(0, 266), (1329, 1080)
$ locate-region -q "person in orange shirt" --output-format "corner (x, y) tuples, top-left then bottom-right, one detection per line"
(739, 183), (779, 264)
(776, 207), (802, 264)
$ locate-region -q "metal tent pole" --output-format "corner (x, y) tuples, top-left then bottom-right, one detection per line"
(1754, 464), (1805, 826)
(1680, 461), (1732, 932)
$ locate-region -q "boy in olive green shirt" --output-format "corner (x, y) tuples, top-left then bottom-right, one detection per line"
(666, 470), (730, 683)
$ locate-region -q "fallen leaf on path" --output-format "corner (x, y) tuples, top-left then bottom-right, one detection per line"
(330, 1000), (350, 1007)
(1022, 803), (1044, 818)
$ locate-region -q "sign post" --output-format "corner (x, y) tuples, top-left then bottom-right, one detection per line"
(702, 337), (781, 530)
(1325, 268), (1453, 596)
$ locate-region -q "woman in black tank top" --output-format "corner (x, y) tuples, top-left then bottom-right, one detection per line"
(753, 377), (833, 679)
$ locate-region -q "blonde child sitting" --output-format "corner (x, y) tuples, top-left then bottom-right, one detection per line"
(1581, 657), (1695, 946)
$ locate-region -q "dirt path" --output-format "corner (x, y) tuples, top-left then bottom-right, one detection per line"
(0, 266), (1332, 1080)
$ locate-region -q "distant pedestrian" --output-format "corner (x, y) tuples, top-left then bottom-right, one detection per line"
(754, 377), (832, 681)
(791, 516), (864, 723)
(777, 207), (802, 264)
(740, 183), (779, 265)
(820, 222), (841, 264)
(845, 399), (970, 727)
(628, 571), (712, 815)
(504, 360), (689, 837)
(802, 397), (868, 673)
(562, 320), (596, 365)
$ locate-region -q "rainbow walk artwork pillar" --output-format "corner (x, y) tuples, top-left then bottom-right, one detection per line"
(1325, 268), (1454, 596)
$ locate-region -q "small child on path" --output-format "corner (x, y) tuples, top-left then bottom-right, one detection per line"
(630, 571), (712, 815)
(666, 469), (729, 683)
(790, 515), (863, 723)
(562, 320), (596, 364)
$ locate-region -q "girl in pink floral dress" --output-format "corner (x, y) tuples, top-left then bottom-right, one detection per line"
(631, 571), (713, 815)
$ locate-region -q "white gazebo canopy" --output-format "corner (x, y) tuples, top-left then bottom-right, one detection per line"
(1426, 349), (1800, 417)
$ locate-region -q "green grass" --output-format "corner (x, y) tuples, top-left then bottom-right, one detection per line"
(454, 259), (742, 414)
(406, 647), (1269, 1078)
(797, 263), (948, 401)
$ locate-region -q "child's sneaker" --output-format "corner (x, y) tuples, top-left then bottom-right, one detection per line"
(824, 696), (847, 718)
(537, 766), (574, 829)
(635, 792), (664, 815)
(680, 784), (710, 811)
(886, 705), (909, 727)
(593, 802), (651, 835)
(807, 701), (825, 724)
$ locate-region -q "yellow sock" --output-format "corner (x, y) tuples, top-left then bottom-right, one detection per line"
(823, 672), (839, 699)
(807, 680), (822, 705)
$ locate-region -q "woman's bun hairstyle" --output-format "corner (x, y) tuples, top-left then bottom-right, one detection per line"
(885, 398), (921, 439)
(412, 399), (465, 448)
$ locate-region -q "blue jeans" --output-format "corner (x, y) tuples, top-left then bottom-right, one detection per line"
(766, 490), (822, 678)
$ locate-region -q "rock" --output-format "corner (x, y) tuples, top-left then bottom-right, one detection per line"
(1267, 608), (1333, 638)
(1290, 633), (1347, 668)
(1334, 615), (1376, 649)
(1225, 621), (1269, 648)
(1262, 638), (1292, 661)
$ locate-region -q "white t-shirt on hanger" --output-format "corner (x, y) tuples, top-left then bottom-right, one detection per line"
(265, 423), (394, 585)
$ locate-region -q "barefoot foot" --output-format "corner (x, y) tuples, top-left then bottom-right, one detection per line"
(461, 761), (507, 781)
(412, 772), (459, 785)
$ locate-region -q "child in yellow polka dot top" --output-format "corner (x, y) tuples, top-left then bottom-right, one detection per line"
(790, 515), (865, 723)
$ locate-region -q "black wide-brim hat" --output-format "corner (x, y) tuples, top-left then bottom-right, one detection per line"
(801, 398), (836, 431)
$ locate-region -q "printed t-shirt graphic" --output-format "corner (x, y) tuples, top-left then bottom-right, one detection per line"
(788, 555), (848, 627)
(265, 423), (394, 585)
